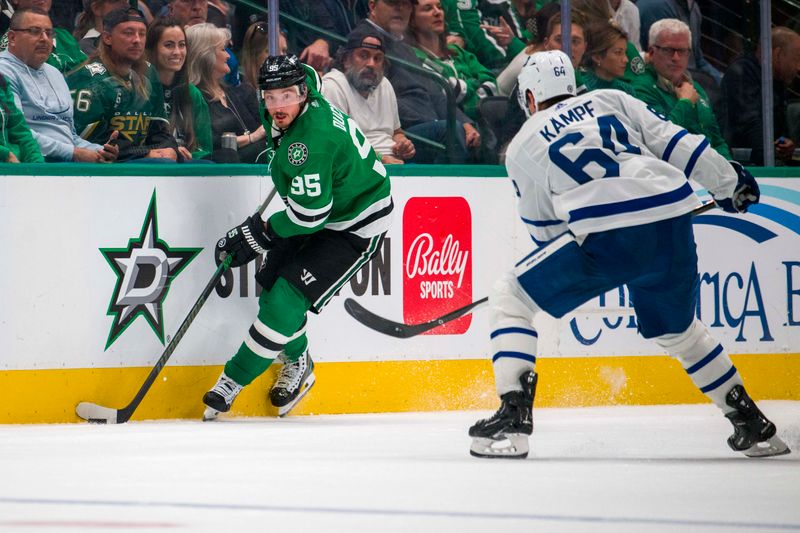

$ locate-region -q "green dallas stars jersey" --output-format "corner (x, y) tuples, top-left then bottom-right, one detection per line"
(67, 61), (172, 160)
(264, 77), (393, 240)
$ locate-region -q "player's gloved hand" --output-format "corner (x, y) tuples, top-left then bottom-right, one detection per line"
(713, 162), (760, 213)
(216, 214), (275, 268)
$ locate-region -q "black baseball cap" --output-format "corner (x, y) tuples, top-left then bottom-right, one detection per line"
(345, 26), (385, 52)
(103, 8), (146, 32)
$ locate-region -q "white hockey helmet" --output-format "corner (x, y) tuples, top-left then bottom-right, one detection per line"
(517, 50), (576, 116)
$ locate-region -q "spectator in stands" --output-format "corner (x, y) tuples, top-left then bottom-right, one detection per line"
(407, 0), (498, 121)
(167, 0), (239, 86)
(609, 0), (641, 52)
(146, 17), (212, 161)
(497, 8), (586, 96)
(73, 0), (128, 55)
(440, 0), (529, 70)
(571, 0), (644, 83)
(357, 0), (477, 163)
(0, 0), (87, 73)
(720, 26), (800, 166)
(581, 22), (636, 95)
(637, 0), (722, 86)
(167, 0), (205, 27)
(631, 18), (732, 159)
(0, 71), (41, 162)
(67, 8), (179, 162)
(322, 26), (415, 164)
(186, 23), (267, 163)
(239, 21), (287, 90)
(0, 8), (116, 162)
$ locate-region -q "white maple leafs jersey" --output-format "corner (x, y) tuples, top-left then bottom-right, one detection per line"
(505, 89), (738, 245)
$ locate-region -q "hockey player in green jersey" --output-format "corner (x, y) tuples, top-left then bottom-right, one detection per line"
(203, 54), (393, 420)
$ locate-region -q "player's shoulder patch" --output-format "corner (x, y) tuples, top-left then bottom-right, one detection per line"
(287, 142), (309, 166)
(84, 61), (107, 77)
(629, 56), (645, 75)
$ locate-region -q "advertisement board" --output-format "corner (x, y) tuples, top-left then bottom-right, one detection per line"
(2, 174), (799, 372)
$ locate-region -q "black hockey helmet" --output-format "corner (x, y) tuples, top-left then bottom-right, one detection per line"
(258, 54), (306, 91)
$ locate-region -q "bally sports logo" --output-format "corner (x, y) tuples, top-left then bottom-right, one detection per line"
(403, 197), (472, 334)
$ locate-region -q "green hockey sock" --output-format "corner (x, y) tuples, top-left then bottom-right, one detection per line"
(224, 343), (274, 386)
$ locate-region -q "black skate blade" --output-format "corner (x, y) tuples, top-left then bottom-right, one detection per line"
(276, 373), (316, 417)
(470, 435), (529, 459)
(743, 435), (791, 458)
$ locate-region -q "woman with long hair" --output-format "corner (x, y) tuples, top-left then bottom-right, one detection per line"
(186, 23), (266, 163)
(73, 0), (129, 55)
(581, 21), (636, 95)
(239, 21), (287, 90)
(146, 17), (212, 160)
(405, 0), (484, 146)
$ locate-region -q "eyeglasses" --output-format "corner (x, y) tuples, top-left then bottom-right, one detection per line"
(10, 27), (54, 38)
(653, 45), (691, 58)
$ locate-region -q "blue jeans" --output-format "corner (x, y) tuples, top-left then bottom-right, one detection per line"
(405, 120), (469, 164)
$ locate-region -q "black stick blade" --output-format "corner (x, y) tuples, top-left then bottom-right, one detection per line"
(343, 297), (488, 339)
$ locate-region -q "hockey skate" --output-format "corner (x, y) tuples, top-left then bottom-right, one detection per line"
(202, 372), (243, 421)
(725, 385), (790, 457)
(469, 371), (538, 459)
(269, 350), (315, 417)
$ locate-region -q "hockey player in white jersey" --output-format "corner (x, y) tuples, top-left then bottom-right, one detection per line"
(469, 50), (789, 459)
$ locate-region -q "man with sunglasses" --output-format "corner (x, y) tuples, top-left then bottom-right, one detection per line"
(0, 8), (117, 162)
(632, 18), (732, 160)
(202, 54), (393, 420)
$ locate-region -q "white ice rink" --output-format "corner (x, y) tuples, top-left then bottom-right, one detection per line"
(1, 403), (799, 533)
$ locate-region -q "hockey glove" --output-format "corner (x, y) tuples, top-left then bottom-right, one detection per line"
(713, 162), (760, 213)
(216, 214), (276, 269)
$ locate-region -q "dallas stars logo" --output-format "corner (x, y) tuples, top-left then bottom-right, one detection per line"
(100, 190), (201, 350)
(287, 142), (308, 166)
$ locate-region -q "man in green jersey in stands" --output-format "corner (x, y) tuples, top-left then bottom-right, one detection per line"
(203, 54), (393, 420)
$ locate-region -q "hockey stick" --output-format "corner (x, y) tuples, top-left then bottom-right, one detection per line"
(76, 187), (278, 424)
(344, 200), (718, 339)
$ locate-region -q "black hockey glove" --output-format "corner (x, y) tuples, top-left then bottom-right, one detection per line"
(216, 214), (276, 268)
(713, 162), (760, 214)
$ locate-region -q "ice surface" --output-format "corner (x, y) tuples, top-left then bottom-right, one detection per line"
(1, 403), (799, 532)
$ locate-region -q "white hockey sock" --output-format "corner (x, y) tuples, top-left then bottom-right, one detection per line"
(655, 319), (743, 413)
(489, 273), (539, 396)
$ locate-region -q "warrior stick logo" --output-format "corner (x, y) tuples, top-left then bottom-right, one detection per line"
(100, 190), (200, 350)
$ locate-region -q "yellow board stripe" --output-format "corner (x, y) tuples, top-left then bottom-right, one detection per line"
(0, 354), (797, 423)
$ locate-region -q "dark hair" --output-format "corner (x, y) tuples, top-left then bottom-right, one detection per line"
(583, 21), (627, 69)
(528, 2), (561, 45)
(406, 0), (450, 60)
(9, 7), (49, 29)
(146, 17), (196, 151)
(73, 0), (125, 40)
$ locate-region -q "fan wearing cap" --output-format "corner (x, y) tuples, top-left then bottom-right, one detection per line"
(467, 50), (781, 460)
(321, 26), (414, 165)
(201, 54), (394, 420)
(66, 8), (179, 162)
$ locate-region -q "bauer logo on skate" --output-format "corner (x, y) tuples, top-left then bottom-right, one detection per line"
(403, 197), (472, 334)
